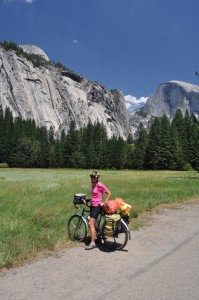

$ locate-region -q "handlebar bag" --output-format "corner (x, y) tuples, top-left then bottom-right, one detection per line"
(73, 194), (86, 204)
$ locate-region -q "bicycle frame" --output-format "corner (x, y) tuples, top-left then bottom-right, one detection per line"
(73, 203), (90, 232)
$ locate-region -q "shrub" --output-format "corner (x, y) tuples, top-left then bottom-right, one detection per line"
(0, 162), (9, 168)
(182, 163), (193, 171)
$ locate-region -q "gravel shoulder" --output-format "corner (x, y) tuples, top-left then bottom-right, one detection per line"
(1, 199), (199, 300)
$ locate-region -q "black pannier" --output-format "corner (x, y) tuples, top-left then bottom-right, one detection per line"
(122, 215), (130, 224)
(73, 193), (86, 204)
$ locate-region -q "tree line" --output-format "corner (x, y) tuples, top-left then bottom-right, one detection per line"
(0, 106), (199, 171)
(133, 110), (199, 171)
(0, 41), (70, 70)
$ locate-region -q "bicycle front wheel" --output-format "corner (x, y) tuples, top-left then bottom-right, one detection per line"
(102, 220), (128, 250)
(67, 215), (88, 242)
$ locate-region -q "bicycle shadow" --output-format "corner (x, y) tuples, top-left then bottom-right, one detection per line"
(84, 237), (128, 253)
(96, 243), (128, 253)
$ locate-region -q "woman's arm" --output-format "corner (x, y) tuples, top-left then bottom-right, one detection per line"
(104, 189), (111, 202)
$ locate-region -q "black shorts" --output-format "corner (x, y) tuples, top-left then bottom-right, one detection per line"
(90, 206), (101, 219)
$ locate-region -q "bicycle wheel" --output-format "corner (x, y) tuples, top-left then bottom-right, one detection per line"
(102, 220), (128, 250)
(67, 215), (88, 242)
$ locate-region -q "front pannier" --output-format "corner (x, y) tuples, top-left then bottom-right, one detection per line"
(73, 193), (86, 205)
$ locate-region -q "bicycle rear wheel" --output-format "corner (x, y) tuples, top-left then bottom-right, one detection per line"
(102, 220), (128, 250)
(67, 215), (88, 242)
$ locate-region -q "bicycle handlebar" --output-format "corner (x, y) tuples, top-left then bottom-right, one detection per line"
(73, 199), (106, 216)
(73, 198), (91, 210)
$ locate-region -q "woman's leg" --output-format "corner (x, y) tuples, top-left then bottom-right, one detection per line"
(89, 217), (96, 243)
(85, 206), (100, 249)
(85, 217), (96, 250)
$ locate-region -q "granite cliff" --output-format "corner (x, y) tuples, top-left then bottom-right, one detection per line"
(1, 43), (199, 140)
(129, 80), (199, 136)
(0, 44), (130, 139)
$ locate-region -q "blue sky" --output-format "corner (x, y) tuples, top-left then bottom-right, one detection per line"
(0, 0), (199, 102)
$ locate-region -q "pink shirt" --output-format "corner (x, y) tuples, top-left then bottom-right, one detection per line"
(91, 182), (107, 207)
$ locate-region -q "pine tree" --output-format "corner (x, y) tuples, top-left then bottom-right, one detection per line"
(37, 126), (50, 168)
(145, 118), (161, 170)
(0, 106), (5, 163)
(53, 140), (63, 168)
(106, 136), (127, 169)
(125, 143), (135, 169)
(60, 129), (66, 167)
(183, 110), (192, 163)
(48, 126), (56, 167)
(11, 137), (40, 168)
(63, 121), (82, 168)
(159, 114), (171, 169)
(86, 140), (97, 168)
(133, 123), (148, 170)
(189, 114), (199, 171)
(170, 122), (185, 170)
(92, 122), (108, 168)
(172, 109), (187, 163)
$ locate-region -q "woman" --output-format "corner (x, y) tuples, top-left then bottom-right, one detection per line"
(85, 171), (111, 250)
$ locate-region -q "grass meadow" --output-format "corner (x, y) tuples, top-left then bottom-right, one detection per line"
(0, 168), (199, 269)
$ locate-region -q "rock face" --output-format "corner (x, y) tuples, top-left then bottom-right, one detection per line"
(2, 43), (198, 140)
(19, 45), (50, 61)
(129, 80), (199, 136)
(0, 44), (130, 139)
(145, 81), (199, 117)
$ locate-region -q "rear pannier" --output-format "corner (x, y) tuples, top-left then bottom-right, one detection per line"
(104, 214), (121, 237)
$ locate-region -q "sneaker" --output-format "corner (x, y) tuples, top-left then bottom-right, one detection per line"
(85, 243), (96, 250)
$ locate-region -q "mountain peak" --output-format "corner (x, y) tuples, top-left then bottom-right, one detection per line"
(0, 44), (130, 139)
(19, 44), (50, 61)
(129, 80), (199, 137)
(169, 80), (199, 93)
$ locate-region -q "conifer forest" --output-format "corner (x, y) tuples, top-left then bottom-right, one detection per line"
(0, 106), (199, 171)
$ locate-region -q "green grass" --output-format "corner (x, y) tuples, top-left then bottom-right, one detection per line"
(0, 169), (199, 268)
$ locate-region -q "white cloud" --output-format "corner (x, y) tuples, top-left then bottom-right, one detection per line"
(125, 95), (148, 112)
(73, 39), (78, 44)
(3, 0), (35, 4)
(125, 95), (148, 106)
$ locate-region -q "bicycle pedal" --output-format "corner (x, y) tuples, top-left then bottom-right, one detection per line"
(95, 238), (102, 244)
